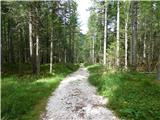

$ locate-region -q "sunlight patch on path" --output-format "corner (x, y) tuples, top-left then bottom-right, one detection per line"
(41, 67), (119, 120)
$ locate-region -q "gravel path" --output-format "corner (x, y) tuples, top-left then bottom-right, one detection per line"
(41, 67), (119, 120)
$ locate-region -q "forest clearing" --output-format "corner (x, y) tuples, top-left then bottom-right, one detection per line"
(1, 0), (160, 120)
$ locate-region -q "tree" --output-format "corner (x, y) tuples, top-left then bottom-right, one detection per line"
(124, 1), (130, 69)
(103, 1), (107, 66)
(92, 33), (95, 63)
(28, 2), (41, 74)
(2, 0), (160, 75)
(50, 27), (53, 73)
(130, 1), (138, 70)
(157, 57), (160, 80)
(116, 0), (120, 67)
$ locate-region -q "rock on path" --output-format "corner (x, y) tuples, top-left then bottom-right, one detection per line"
(41, 67), (119, 120)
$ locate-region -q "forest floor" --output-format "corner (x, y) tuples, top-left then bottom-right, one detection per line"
(86, 64), (160, 120)
(1, 64), (79, 120)
(41, 66), (119, 120)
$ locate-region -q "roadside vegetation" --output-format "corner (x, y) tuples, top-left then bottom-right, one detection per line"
(87, 64), (160, 120)
(1, 64), (79, 120)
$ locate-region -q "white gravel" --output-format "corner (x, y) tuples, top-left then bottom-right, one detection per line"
(41, 67), (119, 120)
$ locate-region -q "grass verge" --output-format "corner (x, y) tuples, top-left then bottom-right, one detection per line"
(87, 64), (160, 120)
(1, 63), (79, 120)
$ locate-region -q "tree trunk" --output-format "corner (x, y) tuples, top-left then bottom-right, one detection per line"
(29, 3), (40, 74)
(18, 29), (21, 73)
(157, 60), (160, 80)
(143, 35), (146, 62)
(116, 0), (120, 67)
(64, 48), (67, 63)
(124, 1), (130, 70)
(130, 1), (138, 70)
(124, 15), (128, 69)
(50, 28), (53, 73)
(8, 19), (14, 63)
(103, 2), (107, 66)
(29, 10), (33, 59)
(72, 32), (75, 63)
(92, 34), (95, 64)
(36, 33), (40, 74)
(29, 7), (36, 74)
(35, 5), (40, 74)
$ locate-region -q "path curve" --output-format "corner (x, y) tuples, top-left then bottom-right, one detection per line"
(41, 67), (119, 120)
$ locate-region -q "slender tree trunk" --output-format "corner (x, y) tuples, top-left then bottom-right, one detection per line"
(69, 0), (72, 63)
(5, 21), (8, 62)
(148, 16), (153, 71)
(124, 2), (129, 70)
(18, 29), (22, 73)
(50, 28), (53, 73)
(157, 64), (160, 80)
(35, 5), (40, 74)
(130, 1), (138, 70)
(23, 26), (27, 63)
(29, 11), (33, 59)
(143, 33), (146, 63)
(58, 37), (61, 63)
(125, 16), (128, 69)
(72, 32), (75, 63)
(92, 34), (95, 64)
(36, 33), (40, 74)
(116, 0), (120, 67)
(157, 55), (160, 80)
(8, 19), (14, 63)
(20, 28), (25, 63)
(64, 48), (67, 63)
(46, 13), (50, 63)
(90, 42), (92, 63)
(103, 3), (107, 66)
(28, 8), (36, 74)
(30, 3), (40, 74)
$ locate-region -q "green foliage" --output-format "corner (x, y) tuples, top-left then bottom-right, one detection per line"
(1, 0), (81, 65)
(88, 65), (160, 120)
(1, 64), (79, 120)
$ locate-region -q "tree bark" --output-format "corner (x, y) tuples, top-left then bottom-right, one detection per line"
(35, 5), (40, 74)
(130, 1), (138, 70)
(50, 28), (53, 73)
(124, 1), (130, 70)
(157, 61), (160, 80)
(29, 3), (40, 74)
(116, 0), (120, 67)
(92, 34), (95, 64)
(29, 10), (33, 59)
(36, 32), (40, 74)
(143, 35), (146, 62)
(103, 2), (107, 66)
(8, 18), (14, 63)
(29, 5), (36, 74)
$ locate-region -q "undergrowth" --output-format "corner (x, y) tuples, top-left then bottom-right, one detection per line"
(87, 64), (160, 120)
(1, 63), (79, 120)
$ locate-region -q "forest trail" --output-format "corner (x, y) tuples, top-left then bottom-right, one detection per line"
(41, 66), (119, 120)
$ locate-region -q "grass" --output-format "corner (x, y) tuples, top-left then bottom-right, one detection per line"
(87, 64), (160, 120)
(1, 63), (79, 120)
